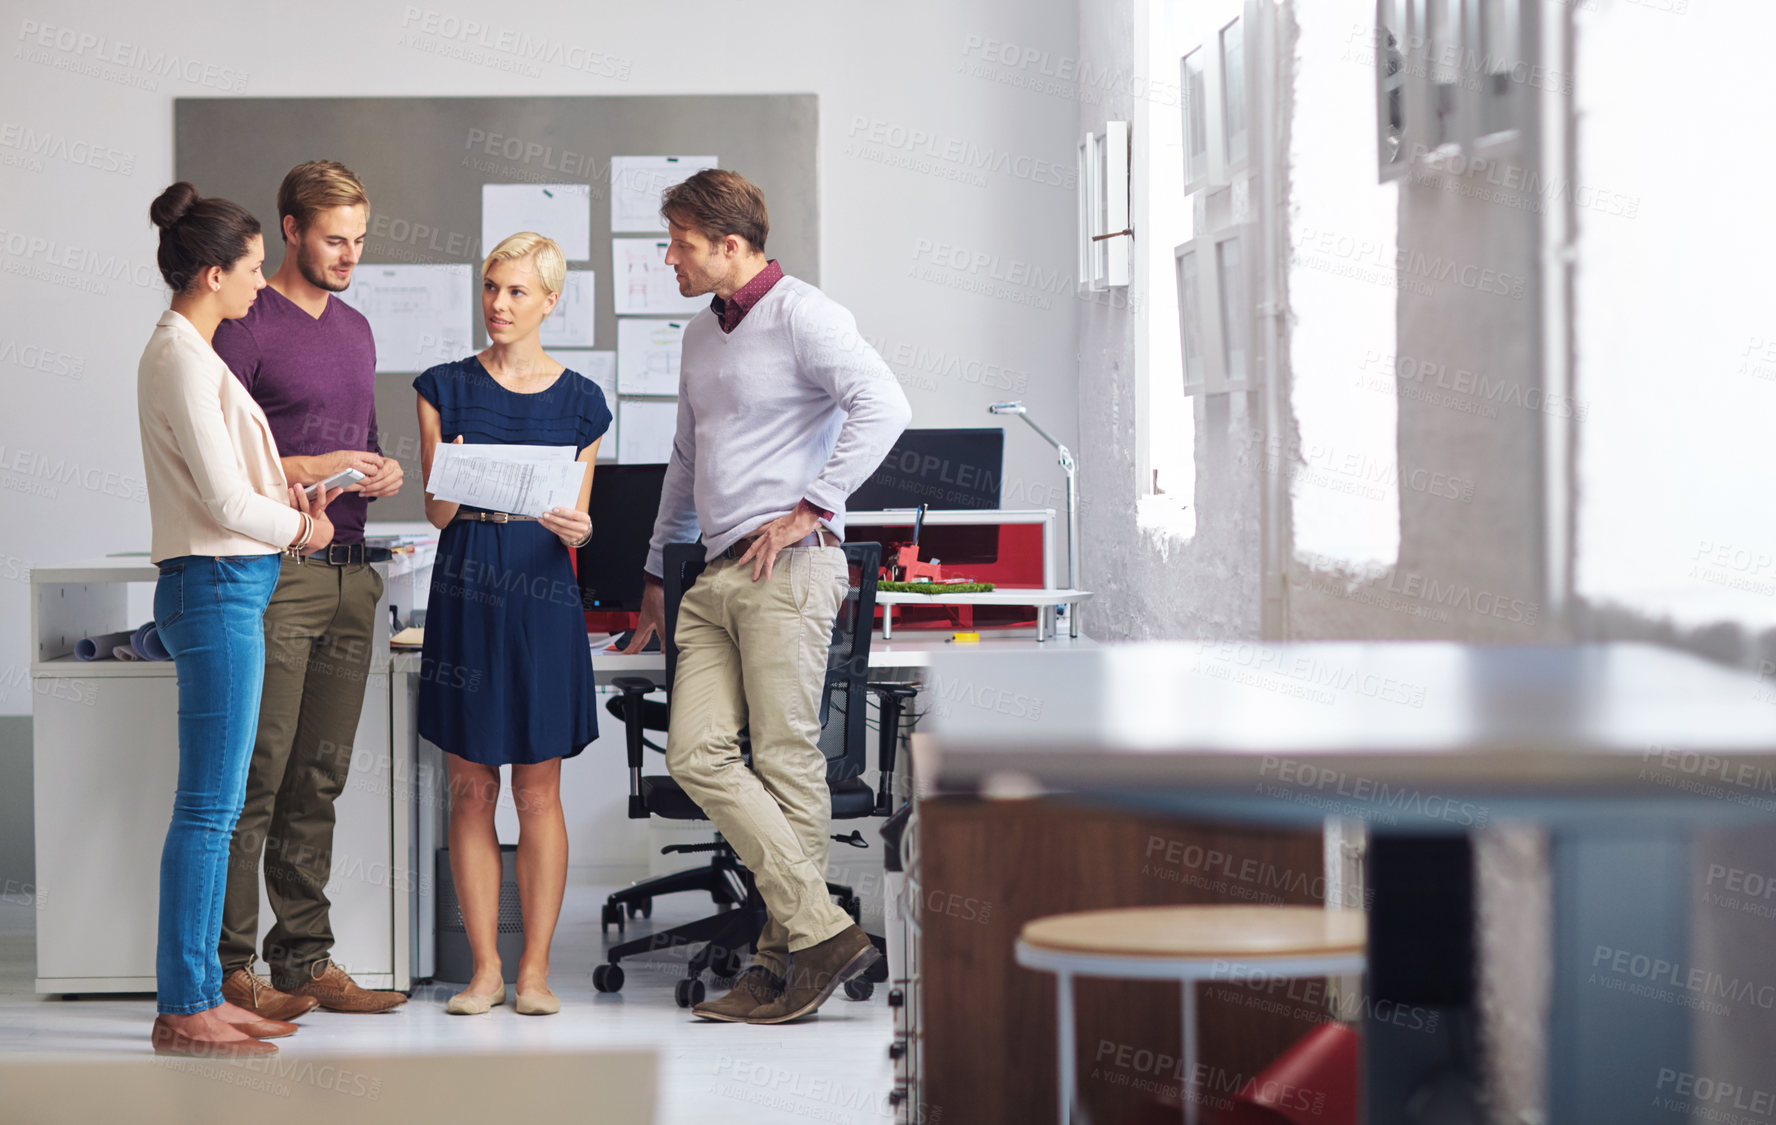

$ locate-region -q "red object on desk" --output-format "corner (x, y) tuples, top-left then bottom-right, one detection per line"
(859, 523), (1046, 632)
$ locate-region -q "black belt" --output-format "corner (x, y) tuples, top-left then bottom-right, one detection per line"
(454, 511), (539, 524)
(720, 530), (833, 560)
(302, 543), (393, 565)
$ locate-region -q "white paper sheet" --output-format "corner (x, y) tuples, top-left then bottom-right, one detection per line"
(335, 264), (472, 373)
(612, 238), (707, 316)
(553, 350), (618, 460)
(616, 399), (679, 464)
(427, 442), (586, 516)
(483, 268), (596, 348)
(610, 155), (719, 233)
(481, 183), (592, 262)
(616, 318), (687, 395)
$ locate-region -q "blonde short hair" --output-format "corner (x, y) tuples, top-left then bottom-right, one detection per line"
(277, 160), (369, 241)
(483, 232), (566, 296)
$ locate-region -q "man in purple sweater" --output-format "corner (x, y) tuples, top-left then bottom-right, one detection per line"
(212, 162), (408, 1017)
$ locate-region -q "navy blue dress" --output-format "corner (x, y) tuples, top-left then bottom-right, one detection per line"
(413, 357), (612, 766)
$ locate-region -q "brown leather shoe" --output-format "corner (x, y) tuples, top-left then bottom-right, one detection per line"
(747, 926), (880, 1025)
(223, 967), (320, 1022)
(287, 960), (407, 1013)
(151, 1015), (278, 1058)
(692, 965), (784, 1023)
(234, 1015), (299, 1039)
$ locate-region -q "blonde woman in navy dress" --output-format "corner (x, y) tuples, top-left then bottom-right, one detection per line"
(414, 232), (610, 1015)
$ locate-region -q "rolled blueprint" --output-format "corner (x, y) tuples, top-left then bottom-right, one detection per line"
(74, 630), (135, 661)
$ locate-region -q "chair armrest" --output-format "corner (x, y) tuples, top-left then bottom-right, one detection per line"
(611, 676), (657, 818)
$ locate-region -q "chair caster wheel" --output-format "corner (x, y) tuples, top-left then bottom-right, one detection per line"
(601, 902), (625, 935)
(675, 978), (705, 1008)
(592, 964), (625, 993)
(844, 979), (874, 1001)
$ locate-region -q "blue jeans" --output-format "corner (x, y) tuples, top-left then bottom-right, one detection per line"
(153, 553), (281, 1015)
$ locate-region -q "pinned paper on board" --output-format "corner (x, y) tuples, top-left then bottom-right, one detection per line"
(484, 269), (596, 348)
(481, 183), (592, 262)
(610, 155), (719, 233)
(612, 238), (706, 316)
(553, 350), (619, 460)
(616, 319), (687, 395)
(616, 399), (679, 464)
(334, 264), (472, 373)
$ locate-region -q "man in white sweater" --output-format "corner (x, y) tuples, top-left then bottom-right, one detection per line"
(625, 169), (910, 1023)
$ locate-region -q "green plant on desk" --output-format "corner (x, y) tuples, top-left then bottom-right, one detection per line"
(878, 581), (997, 595)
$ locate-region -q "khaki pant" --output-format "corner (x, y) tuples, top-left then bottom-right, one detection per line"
(219, 557), (382, 988)
(666, 546), (854, 973)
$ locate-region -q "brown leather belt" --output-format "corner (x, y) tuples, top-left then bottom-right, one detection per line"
(721, 529), (839, 560)
(453, 511), (538, 524)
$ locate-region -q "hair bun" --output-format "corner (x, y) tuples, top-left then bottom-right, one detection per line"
(149, 182), (201, 230)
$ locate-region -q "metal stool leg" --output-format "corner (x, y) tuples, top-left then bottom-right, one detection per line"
(1182, 980), (1199, 1125)
(1057, 971), (1076, 1124)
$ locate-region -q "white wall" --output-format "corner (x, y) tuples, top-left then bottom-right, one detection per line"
(0, 0), (1082, 718)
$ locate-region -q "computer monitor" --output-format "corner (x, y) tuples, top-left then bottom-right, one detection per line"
(577, 463), (668, 612)
(850, 428), (1004, 511)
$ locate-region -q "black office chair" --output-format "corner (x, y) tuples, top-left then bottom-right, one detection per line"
(591, 541), (897, 1008)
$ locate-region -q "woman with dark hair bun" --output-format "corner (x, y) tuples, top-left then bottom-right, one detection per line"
(137, 181), (344, 1058)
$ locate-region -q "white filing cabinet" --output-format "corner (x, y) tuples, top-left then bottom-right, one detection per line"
(30, 558), (413, 994)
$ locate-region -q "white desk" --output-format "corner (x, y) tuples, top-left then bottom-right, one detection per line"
(925, 641), (1776, 1125)
(30, 557), (411, 994)
(390, 629), (1097, 682)
(875, 589), (1093, 641)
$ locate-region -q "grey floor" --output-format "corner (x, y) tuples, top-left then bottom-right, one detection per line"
(0, 881), (896, 1124)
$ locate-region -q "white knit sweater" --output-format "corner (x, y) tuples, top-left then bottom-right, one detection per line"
(645, 274), (911, 576)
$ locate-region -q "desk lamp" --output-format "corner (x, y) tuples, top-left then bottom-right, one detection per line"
(988, 401), (1079, 637)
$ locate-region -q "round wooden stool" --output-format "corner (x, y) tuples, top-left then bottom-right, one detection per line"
(1016, 905), (1366, 1125)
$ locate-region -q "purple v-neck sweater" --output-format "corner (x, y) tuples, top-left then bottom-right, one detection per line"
(214, 285), (379, 544)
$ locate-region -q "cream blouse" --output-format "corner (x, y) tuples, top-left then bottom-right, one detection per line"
(138, 309), (301, 563)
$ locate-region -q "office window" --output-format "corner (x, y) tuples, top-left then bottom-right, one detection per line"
(1573, 5), (1776, 626)
(1140, 0), (1198, 518)
(1288, 0), (1401, 570)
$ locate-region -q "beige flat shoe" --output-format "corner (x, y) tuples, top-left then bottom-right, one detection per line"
(445, 986), (506, 1015)
(514, 991), (560, 1016)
